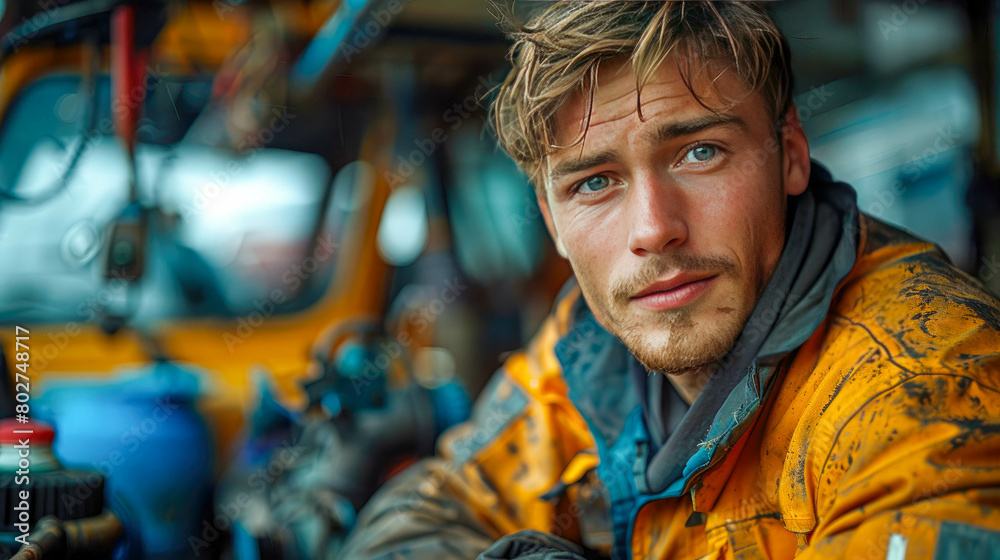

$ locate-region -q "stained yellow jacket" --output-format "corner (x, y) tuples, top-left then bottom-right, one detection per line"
(337, 214), (1000, 559)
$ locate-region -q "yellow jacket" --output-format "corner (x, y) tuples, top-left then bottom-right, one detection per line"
(337, 211), (1000, 559)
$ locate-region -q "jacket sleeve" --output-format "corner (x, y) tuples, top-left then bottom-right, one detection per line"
(795, 371), (1000, 559)
(335, 314), (595, 560)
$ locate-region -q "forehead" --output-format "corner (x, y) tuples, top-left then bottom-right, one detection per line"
(548, 56), (756, 157)
(554, 59), (680, 139)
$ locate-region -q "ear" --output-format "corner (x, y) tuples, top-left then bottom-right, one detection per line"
(779, 104), (811, 197)
(536, 187), (568, 259)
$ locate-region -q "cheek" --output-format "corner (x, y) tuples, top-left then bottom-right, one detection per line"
(683, 170), (785, 275)
(564, 230), (609, 285)
(733, 187), (786, 285)
(557, 209), (621, 291)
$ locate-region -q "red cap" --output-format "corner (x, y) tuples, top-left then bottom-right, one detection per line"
(0, 418), (55, 445)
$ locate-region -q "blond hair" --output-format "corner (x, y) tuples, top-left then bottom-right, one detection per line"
(490, 2), (793, 186)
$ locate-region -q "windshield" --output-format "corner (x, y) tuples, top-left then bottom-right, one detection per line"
(0, 73), (344, 325)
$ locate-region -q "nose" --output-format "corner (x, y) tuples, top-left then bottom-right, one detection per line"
(626, 174), (688, 256)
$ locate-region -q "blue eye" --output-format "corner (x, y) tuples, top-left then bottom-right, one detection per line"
(687, 145), (718, 162)
(578, 175), (610, 193)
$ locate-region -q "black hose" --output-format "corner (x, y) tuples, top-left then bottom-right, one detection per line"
(10, 511), (124, 560)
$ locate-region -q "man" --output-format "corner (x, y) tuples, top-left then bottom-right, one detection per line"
(338, 2), (1000, 559)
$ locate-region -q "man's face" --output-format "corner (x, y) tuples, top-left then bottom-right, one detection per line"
(539, 57), (810, 374)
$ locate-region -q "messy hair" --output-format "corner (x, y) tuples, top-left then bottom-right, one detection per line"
(490, 1), (794, 186)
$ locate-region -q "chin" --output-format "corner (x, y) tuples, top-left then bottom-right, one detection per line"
(616, 314), (743, 374)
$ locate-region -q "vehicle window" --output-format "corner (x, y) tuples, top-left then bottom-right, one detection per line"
(0, 74), (346, 325)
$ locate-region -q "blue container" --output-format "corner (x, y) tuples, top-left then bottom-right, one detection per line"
(35, 362), (215, 560)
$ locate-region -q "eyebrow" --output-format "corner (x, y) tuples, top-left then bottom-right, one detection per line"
(549, 150), (624, 184)
(547, 113), (747, 186)
(641, 113), (747, 145)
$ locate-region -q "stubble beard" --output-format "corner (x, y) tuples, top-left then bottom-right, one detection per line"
(586, 252), (748, 376)
(613, 304), (745, 374)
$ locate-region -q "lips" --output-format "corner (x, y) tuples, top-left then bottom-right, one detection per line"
(630, 273), (718, 311)
(632, 273), (716, 298)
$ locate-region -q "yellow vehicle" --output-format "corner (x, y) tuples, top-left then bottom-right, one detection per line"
(0, 0), (565, 558)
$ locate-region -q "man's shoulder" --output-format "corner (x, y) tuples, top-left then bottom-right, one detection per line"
(772, 216), (1000, 522)
(781, 213), (1000, 446)
(829, 214), (1000, 373)
(779, 214), (1000, 462)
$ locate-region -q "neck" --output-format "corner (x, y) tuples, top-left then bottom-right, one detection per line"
(664, 364), (715, 405)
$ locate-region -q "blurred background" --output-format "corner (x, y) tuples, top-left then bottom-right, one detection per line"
(0, 0), (997, 558)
